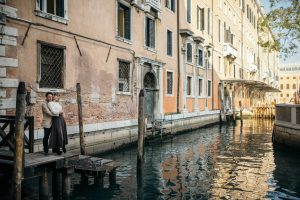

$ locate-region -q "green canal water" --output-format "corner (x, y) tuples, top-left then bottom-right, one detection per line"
(4, 119), (300, 199)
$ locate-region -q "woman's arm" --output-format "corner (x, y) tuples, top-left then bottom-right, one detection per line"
(48, 102), (62, 116)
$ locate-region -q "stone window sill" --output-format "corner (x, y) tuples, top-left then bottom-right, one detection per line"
(35, 10), (68, 25)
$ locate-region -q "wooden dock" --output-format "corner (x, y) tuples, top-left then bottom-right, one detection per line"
(0, 150), (121, 198)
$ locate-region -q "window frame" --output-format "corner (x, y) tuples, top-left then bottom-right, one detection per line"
(37, 41), (66, 92)
(198, 77), (205, 98)
(207, 79), (212, 97)
(186, 75), (193, 97)
(117, 58), (132, 95)
(197, 48), (204, 68)
(186, 42), (193, 64)
(166, 70), (174, 96)
(186, 0), (191, 24)
(165, 0), (175, 12)
(166, 28), (173, 57)
(145, 15), (156, 51)
(35, 0), (68, 24)
(116, 0), (132, 43)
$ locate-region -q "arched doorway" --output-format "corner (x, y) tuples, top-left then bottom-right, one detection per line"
(144, 72), (157, 121)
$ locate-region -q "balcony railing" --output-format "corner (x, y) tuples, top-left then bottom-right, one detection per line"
(145, 0), (161, 11)
(224, 43), (237, 59)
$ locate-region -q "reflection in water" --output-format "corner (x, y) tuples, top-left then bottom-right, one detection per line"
(4, 119), (300, 200)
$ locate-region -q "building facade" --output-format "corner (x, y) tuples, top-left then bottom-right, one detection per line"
(278, 63), (300, 103)
(0, 0), (279, 153)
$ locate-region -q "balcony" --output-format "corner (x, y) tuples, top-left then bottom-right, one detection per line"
(144, 0), (161, 12)
(249, 64), (258, 73)
(223, 43), (238, 60)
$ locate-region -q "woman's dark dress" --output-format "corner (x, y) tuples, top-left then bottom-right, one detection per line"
(49, 115), (68, 150)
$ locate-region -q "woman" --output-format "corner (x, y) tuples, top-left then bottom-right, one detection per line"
(48, 93), (68, 155)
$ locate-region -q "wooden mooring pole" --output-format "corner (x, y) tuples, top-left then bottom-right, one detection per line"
(137, 89), (146, 200)
(137, 89), (146, 169)
(12, 82), (26, 200)
(76, 83), (86, 155)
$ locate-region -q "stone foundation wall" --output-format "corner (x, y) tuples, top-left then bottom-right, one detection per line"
(273, 124), (300, 150)
(33, 112), (220, 154)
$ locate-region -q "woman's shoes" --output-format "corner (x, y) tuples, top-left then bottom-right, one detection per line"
(63, 147), (66, 153)
(52, 148), (62, 155)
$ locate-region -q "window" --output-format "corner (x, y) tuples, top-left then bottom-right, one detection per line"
(206, 50), (211, 69)
(37, 0), (66, 18)
(186, 42), (193, 63)
(187, 76), (192, 96)
(118, 60), (131, 92)
(286, 84), (290, 89)
(293, 84), (296, 89)
(293, 77), (296, 79)
(280, 94), (283, 97)
(218, 19), (221, 42)
(38, 42), (65, 89)
(207, 8), (211, 35)
(286, 93), (289, 97)
(197, 7), (205, 30)
(198, 49), (203, 66)
(198, 78), (204, 97)
(165, 0), (175, 12)
(145, 17), (155, 49)
(166, 71), (173, 95)
(117, 2), (131, 40)
(280, 84), (283, 90)
(167, 29), (173, 56)
(218, 56), (221, 73)
(207, 80), (212, 97)
(187, 0), (191, 23)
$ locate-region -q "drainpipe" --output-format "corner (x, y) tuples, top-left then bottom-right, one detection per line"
(176, 0), (181, 113)
(211, 0), (214, 110)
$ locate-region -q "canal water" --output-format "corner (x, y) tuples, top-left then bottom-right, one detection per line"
(17, 119), (300, 199)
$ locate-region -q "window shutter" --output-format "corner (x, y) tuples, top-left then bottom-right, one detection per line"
(197, 7), (200, 30)
(146, 18), (149, 47)
(39, 0), (44, 11)
(201, 8), (205, 30)
(171, 0), (175, 11)
(56, 0), (65, 18)
(124, 7), (131, 40)
(207, 8), (210, 34)
(187, 0), (191, 23)
(167, 30), (172, 56)
(149, 19), (155, 48)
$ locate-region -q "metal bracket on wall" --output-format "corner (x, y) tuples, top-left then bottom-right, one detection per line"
(74, 36), (82, 56)
(21, 23), (31, 46)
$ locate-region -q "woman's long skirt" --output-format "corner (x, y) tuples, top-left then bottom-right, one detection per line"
(49, 116), (68, 149)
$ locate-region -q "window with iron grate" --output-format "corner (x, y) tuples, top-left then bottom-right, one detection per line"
(167, 71), (173, 95)
(118, 60), (130, 92)
(39, 43), (65, 89)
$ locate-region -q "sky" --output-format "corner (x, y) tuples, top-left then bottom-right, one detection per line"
(260, 0), (300, 65)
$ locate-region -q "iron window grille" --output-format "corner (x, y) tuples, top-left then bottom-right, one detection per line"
(118, 60), (130, 92)
(167, 71), (173, 95)
(39, 43), (65, 89)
